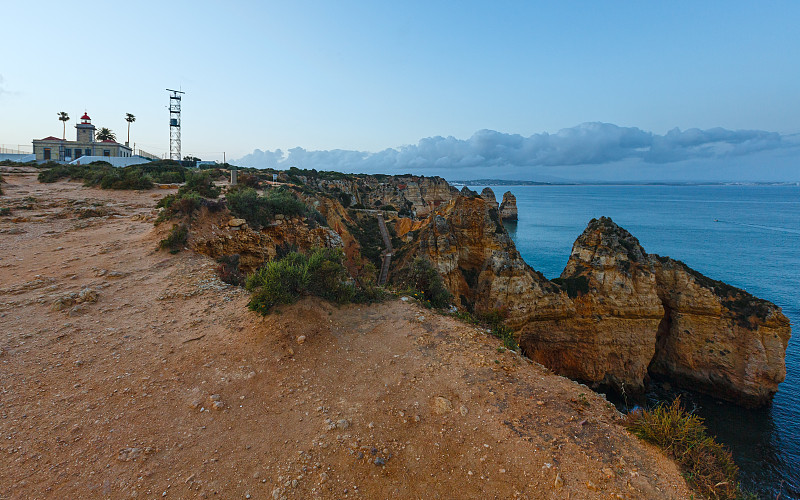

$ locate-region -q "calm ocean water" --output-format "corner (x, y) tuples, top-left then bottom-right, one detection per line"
(469, 184), (800, 499)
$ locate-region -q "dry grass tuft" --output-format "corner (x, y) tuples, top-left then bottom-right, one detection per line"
(623, 397), (752, 499)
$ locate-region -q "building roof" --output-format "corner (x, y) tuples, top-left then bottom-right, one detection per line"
(100, 139), (117, 143)
(39, 136), (64, 141)
(81, 113), (91, 120)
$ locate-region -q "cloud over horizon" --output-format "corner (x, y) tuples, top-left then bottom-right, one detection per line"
(234, 123), (799, 180)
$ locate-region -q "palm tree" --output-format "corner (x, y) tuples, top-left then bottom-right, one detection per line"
(125, 113), (135, 145)
(58, 112), (70, 140)
(96, 127), (116, 142)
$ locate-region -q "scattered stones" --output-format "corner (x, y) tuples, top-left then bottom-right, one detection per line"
(228, 218), (247, 228)
(433, 396), (453, 415)
(459, 405), (469, 416)
(554, 472), (564, 489)
(51, 287), (99, 311)
(374, 457), (385, 466)
(117, 447), (142, 461)
(335, 419), (350, 430)
(296, 335), (306, 345)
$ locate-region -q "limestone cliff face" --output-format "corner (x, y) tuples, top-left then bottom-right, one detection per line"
(300, 174), (459, 218)
(519, 217), (665, 393)
(188, 207), (343, 274)
(499, 191), (518, 222)
(393, 195), (574, 332)
(396, 204), (791, 407)
(649, 256), (791, 407)
(520, 216), (791, 406)
(480, 188), (499, 210)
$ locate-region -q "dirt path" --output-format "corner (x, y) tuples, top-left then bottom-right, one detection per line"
(0, 170), (691, 499)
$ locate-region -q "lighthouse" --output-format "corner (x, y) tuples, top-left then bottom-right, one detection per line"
(76, 112), (96, 143)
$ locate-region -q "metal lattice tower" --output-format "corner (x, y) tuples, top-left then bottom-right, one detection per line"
(166, 89), (185, 161)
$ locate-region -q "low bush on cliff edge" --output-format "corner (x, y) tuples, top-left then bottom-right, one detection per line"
(156, 171), (224, 222)
(226, 187), (307, 230)
(395, 258), (452, 309)
(159, 223), (189, 254)
(246, 248), (354, 314)
(623, 398), (747, 499)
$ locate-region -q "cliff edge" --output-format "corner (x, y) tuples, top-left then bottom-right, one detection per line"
(398, 198), (791, 407)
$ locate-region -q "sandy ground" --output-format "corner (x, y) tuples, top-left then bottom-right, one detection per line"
(0, 169), (692, 499)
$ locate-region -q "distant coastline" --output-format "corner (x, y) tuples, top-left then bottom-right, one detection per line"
(451, 178), (800, 187)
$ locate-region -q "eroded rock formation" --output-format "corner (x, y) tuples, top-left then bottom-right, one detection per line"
(396, 198), (791, 407)
(480, 187), (499, 210)
(648, 256), (791, 407)
(499, 191), (518, 221)
(299, 174), (459, 217)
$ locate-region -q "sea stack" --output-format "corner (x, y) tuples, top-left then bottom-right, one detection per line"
(518, 217), (791, 407)
(499, 191), (518, 221)
(480, 187), (499, 210)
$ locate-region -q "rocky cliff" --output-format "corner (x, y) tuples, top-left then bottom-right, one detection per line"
(395, 198), (791, 407)
(392, 195), (574, 329)
(499, 191), (518, 221)
(648, 255), (791, 407)
(519, 217), (666, 394)
(188, 206), (344, 274)
(480, 187), (499, 210)
(298, 173), (459, 217)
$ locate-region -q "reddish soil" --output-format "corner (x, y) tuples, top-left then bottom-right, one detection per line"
(0, 169), (692, 499)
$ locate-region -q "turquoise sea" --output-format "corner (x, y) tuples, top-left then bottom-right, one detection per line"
(468, 184), (800, 499)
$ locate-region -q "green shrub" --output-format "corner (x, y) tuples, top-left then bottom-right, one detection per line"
(159, 223), (189, 253)
(0, 207), (10, 216)
(226, 187), (271, 229)
(397, 258), (452, 309)
(306, 248), (354, 304)
(246, 257), (310, 314)
(38, 164), (76, 183)
(179, 171), (221, 199)
(226, 187), (308, 230)
(624, 398), (744, 499)
(246, 248), (358, 315)
(265, 188), (306, 217)
(37, 160), (188, 190)
(156, 192), (202, 222)
(238, 173), (261, 188)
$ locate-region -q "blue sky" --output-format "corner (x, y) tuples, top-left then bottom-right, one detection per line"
(1, 1), (798, 179)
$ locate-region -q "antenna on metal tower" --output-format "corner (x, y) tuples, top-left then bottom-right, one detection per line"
(166, 89), (185, 161)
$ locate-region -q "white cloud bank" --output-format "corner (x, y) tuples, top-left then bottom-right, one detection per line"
(234, 122), (800, 181)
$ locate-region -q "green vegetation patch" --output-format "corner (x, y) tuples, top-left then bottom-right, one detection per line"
(37, 160), (188, 190)
(226, 187), (307, 230)
(159, 223), (189, 254)
(245, 248), (355, 314)
(624, 398), (750, 500)
(394, 257), (452, 309)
